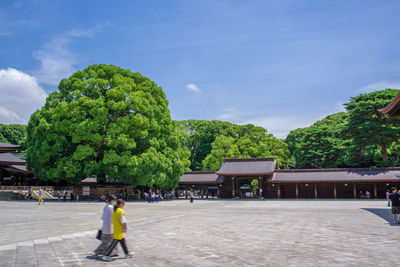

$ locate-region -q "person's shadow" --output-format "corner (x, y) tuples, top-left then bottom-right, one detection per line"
(362, 208), (400, 226)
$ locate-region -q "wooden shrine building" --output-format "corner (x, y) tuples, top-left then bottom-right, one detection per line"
(179, 158), (400, 199)
(0, 142), (33, 186)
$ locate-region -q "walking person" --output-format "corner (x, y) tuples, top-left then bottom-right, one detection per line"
(57, 191), (61, 201)
(103, 199), (134, 260)
(386, 190), (391, 207)
(28, 187), (31, 200)
(189, 190), (194, 203)
(389, 187), (400, 224)
(38, 188), (44, 205)
(94, 195), (119, 258)
(63, 189), (67, 202)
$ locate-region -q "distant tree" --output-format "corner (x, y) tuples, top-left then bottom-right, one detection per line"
(286, 112), (350, 168)
(202, 125), (290, 171)
(26, 64), (190, 187)
(345, 89), (400, 166)
(0, 124), (27, 146)
(178, 120), (238, 170)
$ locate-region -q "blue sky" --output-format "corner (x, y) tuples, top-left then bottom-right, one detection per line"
(1, 0), (400, 138)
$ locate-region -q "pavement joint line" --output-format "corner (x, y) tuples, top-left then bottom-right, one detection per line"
(0, 243), (17, 251)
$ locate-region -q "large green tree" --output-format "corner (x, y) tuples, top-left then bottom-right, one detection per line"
(286, 112), (350, 168)
(202, 125), (290, 171)
(26, 64), (190, 187)
(344, 89), (400, 166)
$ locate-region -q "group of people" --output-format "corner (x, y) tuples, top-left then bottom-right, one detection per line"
(56, 189), (79, 202)
(388, 187), (400, 224)
(94, 194), (134, 261)
(358, 190), (371, 199)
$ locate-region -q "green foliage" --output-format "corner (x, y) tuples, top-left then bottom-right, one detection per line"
(344, 89), (400, 166)
(178, 120), (240, 170)
(202, 124), (290, 171)
(0, 124), (27, 146)
(26, 64), (190, 187)
(286, 112), (350, 168)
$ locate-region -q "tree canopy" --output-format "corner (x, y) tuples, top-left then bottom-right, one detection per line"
(286, 112), (349, 168)
(202, 124), (290, 171)
(26, 64), (190, 187)
(178, 120), (241, 170)
(344, 89), (400, 166)
(286, 89), (400, 169)
(0, 124), (26, 146)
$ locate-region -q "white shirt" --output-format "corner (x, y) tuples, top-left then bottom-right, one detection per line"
(101, 204), (113, 235)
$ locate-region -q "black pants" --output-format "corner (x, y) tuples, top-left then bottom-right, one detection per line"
(190, 197), (193, 203)
(104, 238), (129, 256)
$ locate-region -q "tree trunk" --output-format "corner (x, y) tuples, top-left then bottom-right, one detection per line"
(381, 143), (388, 161)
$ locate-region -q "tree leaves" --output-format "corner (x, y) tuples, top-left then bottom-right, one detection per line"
(26, 64), (189, 187)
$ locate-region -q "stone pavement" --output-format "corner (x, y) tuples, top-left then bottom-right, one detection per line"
(0, 200), (399, 266)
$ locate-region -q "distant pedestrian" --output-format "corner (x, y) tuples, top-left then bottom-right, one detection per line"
(365, 191), (371, 199)
(38, 188), (44, 205)
(18, 188), (22, 200)
(70, 192), (75, 201)
(76, 194), (79, 202)
(124, 190), (128, 201)
(386, 190), (391, 207)
(57, 191), (61, 201)
(389, 187), (400, 224)
(358, 191), (364, 199)
(103, 199), (134, 259)
(189, 190), (194, 203)
(94, 191), (99, 201)
(94, 195), (119, 258)
(28, 187), (31, 200)
(63, 189), (67, 202)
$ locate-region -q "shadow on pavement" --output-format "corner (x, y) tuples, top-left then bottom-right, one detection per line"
(362, 208), (400, 226)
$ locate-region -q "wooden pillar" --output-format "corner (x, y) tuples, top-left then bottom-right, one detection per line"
(206, 186), (209, 198)
(231, 177), (235, 198)
(333, 183), (337, 198)
(374, 183), (378, 199)
(295, 183), (299, 198)
(201, 185), (204, 198)
(314, 183), (318, 199)
(277, 184), (281, 199)
(259, 177), (263, 198)
(185, 184), (188, 198)
(353, 183), (357, 199)
(217, 186), (220, 198)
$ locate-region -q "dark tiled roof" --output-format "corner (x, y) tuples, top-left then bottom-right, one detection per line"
(271, 168), (400, 182)
(179, 172), (222, 184)
(0, 142), (21, 151)
(0, 153), (25, 165)
(379, 92), (400, 116)
(81, 177), (97, 184)
(217, 158), (276, 176)
(3, 165), (30, 173)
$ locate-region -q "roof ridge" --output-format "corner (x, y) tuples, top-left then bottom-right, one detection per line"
(224, 157), (275, 162)
(275, 167), (400, 173)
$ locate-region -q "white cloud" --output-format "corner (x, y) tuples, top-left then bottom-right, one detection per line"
(186, 83), (201, 92)
(0, 68), (47, 124)
(32, 25), (103, 85)
(241, 116), (317, 139)
(359, 81), (400, 93)
(216, 108), (240, 120)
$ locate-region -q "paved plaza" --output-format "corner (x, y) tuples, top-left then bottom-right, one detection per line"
(0, 200), (398, 267)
